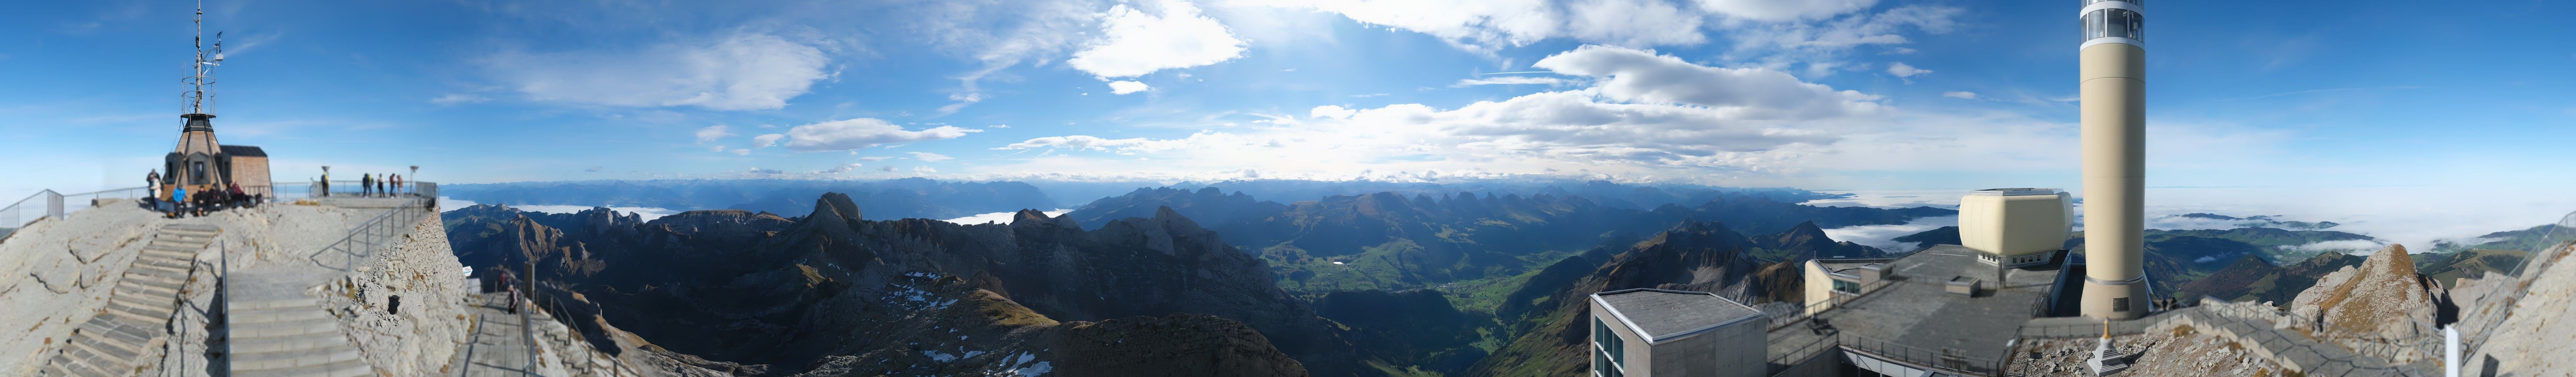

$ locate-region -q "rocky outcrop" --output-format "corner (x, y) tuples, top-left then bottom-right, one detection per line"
(2287, 244), (2448, 341)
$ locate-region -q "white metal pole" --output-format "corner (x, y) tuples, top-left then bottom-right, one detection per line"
(2446, 325), (2460, 377)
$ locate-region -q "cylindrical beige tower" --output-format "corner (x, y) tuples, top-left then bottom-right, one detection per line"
(2078, 0), (2150, 320)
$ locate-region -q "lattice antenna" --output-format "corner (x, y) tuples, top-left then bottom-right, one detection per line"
(183, 0), (225, 116)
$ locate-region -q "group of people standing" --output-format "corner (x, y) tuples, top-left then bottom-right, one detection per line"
(146, 169), (260, 218)
(318, 172), (410, 197)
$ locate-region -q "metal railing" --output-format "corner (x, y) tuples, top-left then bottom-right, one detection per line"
(2448, 211), (2576, 370)
(1836, 332), (2011, 376)
(302, 185), (437, 272)
(1, 187), (155, 242)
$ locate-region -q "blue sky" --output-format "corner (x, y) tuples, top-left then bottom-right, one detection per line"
(4, 0), (2573, 197)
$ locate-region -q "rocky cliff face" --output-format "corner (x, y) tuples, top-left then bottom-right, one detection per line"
(2287, 244), (2448, 340)
(441, 193), (1353, 376)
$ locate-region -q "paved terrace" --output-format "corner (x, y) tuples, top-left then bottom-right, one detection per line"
(1767, 245), (2069, 374)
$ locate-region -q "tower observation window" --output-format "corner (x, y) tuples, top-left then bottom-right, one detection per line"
(2084, 8), (2144, 42)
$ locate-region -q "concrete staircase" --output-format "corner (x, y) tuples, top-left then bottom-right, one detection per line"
(38, 223), (215, 377)
(223, 295), (369, 377)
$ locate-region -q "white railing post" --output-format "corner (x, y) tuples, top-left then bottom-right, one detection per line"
(45, 191), (63, 220)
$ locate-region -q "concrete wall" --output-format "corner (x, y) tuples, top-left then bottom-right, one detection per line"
(1802, 261), (1833, 316)
(1590, 299), (1652, 376)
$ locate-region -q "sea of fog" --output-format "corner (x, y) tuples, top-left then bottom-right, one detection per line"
(438, 196), (1068, 225)
(1808, 186), (2576, 256)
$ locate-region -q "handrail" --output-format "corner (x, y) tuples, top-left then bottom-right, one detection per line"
(305, 197), (430, 272)
(1833, 332), (2010, 376)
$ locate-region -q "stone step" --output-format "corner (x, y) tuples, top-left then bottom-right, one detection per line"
(231, 345), (361, 371)
(160, 224), (222, 233)
(229, 319), (341, 339)
(105, 290), (175, 314)
(227, 332), (352, 354)
(80, 316), (159, 350)
(100, 299), (173, 324)
(66, 335), (141, 365)
(119, 272), (186, 292)
(228, 297), (322, 311)
(138, 246), (198, 260)
(234, 357), (371, 377)
(127, 261), (189, 278)
(141, 241), (204, 251)
(151, 235), (214, 246)
(229, 306), (332, 324)
(111, 279), (180, 298)
(42, 353), (113, 377)
(54, 341), (126, 376)
(132, 254), (194, 269)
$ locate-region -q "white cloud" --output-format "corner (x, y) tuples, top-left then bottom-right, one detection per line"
(820, 163), (866, 174)
(1310, 105), (1358, 120)
(709, 145), (728, 152)
(488, 29), (833, 110)
(752, 134), (786, 148)
(694, 125), (735, 144)
(988, 124), (1012, 128)
(781, 118), (984, 152)
(857, 156), (896, 161)
(731, 148), (752, 155)
(910, 152), (956, 161)
(1108, 80), (1151, 94)
(1941, 91), (1977, 99)
(1534, 45), (1881, 120)
(1885, 62), (1930, 78)
(2279, 239), (2389, 253)
(747, 167), (783, 175)
(430, 94), (490, 105)
(1067, 0), (1248, 77)
(1451, 76), (1573, 87)
(1694, 0), (1878, 21)
(995, 131), (1275, 154)
(914, 166), (940, 175)
(1822, 215), (1955, 253)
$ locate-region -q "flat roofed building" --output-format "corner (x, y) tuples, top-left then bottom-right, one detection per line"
(1801, 258), (1892, 316)
(1959, 188), (2072, 268)
(1589, 288), (1767, 377)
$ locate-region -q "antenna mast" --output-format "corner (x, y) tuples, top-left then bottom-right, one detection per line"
(183, 0), (224, 116)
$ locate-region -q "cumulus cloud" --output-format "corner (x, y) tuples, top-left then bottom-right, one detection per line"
(1534, 45), (1881, 120)
(910, 152), (955, 161)
(488, 29), (834, 110)
(1451, 76), (1574, 87)
(752, 134), (786, 148)
(1694, 0), (1879, 21)
(782, 118), (983, 152)
(747, 167), (783, 175)
(1942, 91), (1978, 99)
(1250, 0), (1920, 52)
(694, 125), (735, 144)
(995, 45), (1871, 172)
(1108, 80), (1151, 94)
(1067, 0), (1248, 77)
(1885, 62), (1930, 78)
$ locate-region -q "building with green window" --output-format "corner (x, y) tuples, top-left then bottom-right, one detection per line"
(1588, 288), (1767, 377)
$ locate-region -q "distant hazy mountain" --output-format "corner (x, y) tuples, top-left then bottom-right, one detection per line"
(439, 178), (1056, 220)
(1153, 179), (1845, 210)
(441, 197), (1361, 376)
(2162, 212), (2342, 230)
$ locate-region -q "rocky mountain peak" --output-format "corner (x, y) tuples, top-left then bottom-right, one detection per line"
(2288, 244), (2447, 339)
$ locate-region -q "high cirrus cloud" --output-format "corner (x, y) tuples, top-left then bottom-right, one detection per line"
(489, 29), (834, 110)
(1066, 0), (1247, 78)
(783, 118), (982, 152)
